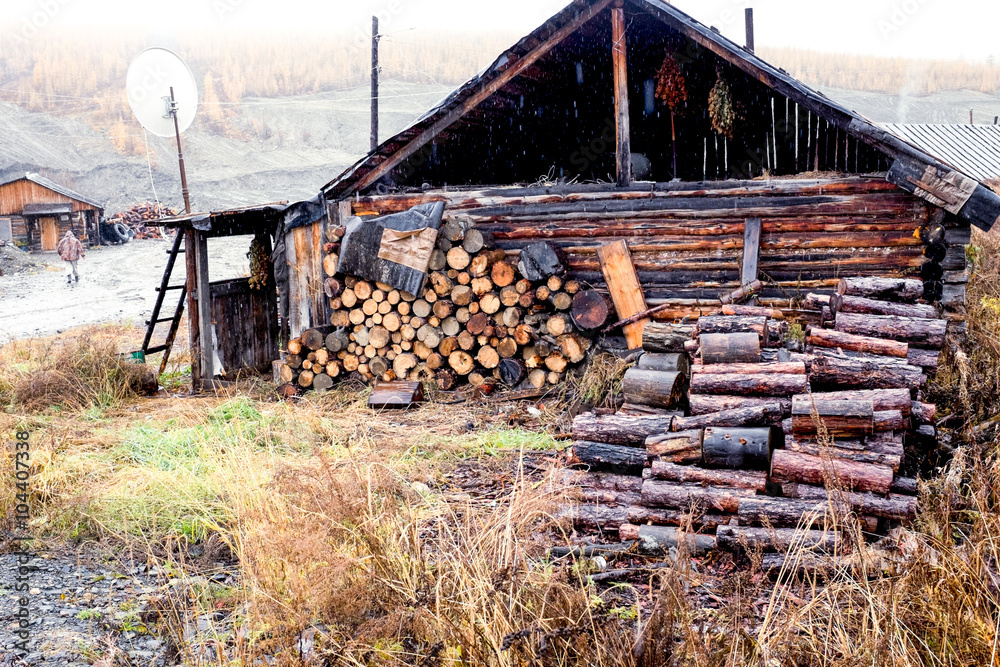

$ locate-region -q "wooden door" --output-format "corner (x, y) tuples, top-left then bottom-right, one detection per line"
(209, 277), (279, 375)
(40, 217), (57, 251)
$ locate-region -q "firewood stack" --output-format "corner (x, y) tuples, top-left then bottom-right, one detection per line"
(107, 201), (178, 239)
(277, 220), (608, 394)
(560, 277), (938, 555)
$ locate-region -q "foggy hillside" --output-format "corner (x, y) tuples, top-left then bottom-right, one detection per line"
(3, 38), (1000, 215)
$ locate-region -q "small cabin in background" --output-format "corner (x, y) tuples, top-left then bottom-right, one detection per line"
(0, 173), (104, 251)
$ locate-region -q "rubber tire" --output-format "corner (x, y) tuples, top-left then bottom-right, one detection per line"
(114, 223), (130, 243)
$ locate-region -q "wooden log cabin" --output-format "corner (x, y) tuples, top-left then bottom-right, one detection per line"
(164, 0), (1000, 389)
(0, 173), (104, 250)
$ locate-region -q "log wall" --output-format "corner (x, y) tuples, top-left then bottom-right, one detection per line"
(345, 177), (967, 323)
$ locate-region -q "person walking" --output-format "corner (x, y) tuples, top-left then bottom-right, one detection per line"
(56, 230), (85, 284)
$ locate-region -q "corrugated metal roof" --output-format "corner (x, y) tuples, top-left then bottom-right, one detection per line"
(881, 123), (1000, 182)
(0, 172), (105, 210)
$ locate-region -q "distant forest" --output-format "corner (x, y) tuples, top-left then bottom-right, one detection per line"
(2, 31), (999, 155)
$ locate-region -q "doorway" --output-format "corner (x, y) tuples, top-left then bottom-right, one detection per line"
(40, 217), (58, 251)
(0, 218), (11, 243)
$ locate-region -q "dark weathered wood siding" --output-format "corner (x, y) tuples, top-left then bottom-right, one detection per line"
(210, 278), (280, 374)
(346, 176), (968, 325)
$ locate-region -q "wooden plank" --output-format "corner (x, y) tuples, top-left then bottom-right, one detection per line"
(368, 381), (425, 409)
(194, 230), (214, 382)
(741, 217), (761, 305)
(349, 0), (613, 193)
(597, 240), (648, 350)
(611, 2), (631, 187)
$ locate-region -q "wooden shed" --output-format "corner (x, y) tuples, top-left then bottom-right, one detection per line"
(168, 0), (1000, 390)
(0, 173), (104, 250)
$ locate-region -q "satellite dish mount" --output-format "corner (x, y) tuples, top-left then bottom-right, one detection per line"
(165, 86), (191, 215)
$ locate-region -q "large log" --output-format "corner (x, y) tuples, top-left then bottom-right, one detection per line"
(641, 480), (756, 513)
(618, 524), (716, 556)
(649, 461), (767, 491)
(836, 277), (923, 303)
(690, 362), (805, 375)
(810, 355), (926, 391)
(794, 388), (911, 415)
(625, 507), (733, 531)
(688, 395), (792, 417)
(572, 412), (680, 446)
(645, 429), (702, 463)
(807, 328), (908, 358)
(784, 437), (902, 472)
(781, 482), (917, 521)
(907, 348), (941, 373)
(570, 290), (610, 333)
(642, 323), (696, 353)
(517, 241), (565, 281)
(702, 426), (773, 470)
(621, 368), (686, 409)
(569, 441), (647, 473)
(831, 293), (939, 319)
(834, 312), (946, 349)
(716, 525), (841, 553)
(791, 395), (874, 437)
(553, 469), (643, 493)
(689, 373), (808, 397)
(695, 315), (768, 339)
(737, 496), (843, 528)
(671, 403), (784, 431)
(770, 449), (893, 494)
(699, 332), (761, 364)
(637, 352), (690, 375)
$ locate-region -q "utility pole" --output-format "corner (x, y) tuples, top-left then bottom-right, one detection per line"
(745, 8), (755, 54)
(371, 16), (380, 153)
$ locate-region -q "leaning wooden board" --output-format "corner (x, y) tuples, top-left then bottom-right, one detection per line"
(368, 381), (424, 409)
(597, 240), (648, 349)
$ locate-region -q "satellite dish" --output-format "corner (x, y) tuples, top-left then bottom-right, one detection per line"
(126, 48), (198, 138)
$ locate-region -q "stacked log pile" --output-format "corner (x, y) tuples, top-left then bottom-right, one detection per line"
(277, 220), (608, 394)
(106, 202), (178, 239)
(561, 277), (939, 555)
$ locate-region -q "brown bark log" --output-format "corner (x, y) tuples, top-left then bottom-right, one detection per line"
(737, 496), (843, 528)
(722, 304), (784, 318)
(770, 449), (893, 494)
(791, 395), (875, 437)
(796, 388), (911, 415)
(641, 480), (756, 513)
(568, 441), (647, 473)
(801, 293), (831, 310)
(691, 361), (805, 375)
(671, 403), (785, 431)
(702, 426), (773, 470)
(719, 279), (763, 305)
(690, 373), (808, 397)
(621, 369), (686, 409)
(911, 401), (936, 424)
(617, 524), (716, 556)
(907, 348), (940, 372)
(831, 293), (939, 319)
(836, 276), (923, 302)
(551, 292), (573, 311)
(891, 477), (918, 495)
(642, 322), (696, 353)
(699, 332), (761, 364)
(645, 429), (703, 463)
(696, 315), (768, 339)
(572, 411), (680, 446)
(297, 370), (315, 388)
(650, 460), (767, 491)
(716, 525), (841, 553)
(810, 354), (925, 391)
(784, 437), (901, 471)
(301, 329), (325, 351)
(835, 312), (946, 349)
(466, 312), (489, 335)
(632, 355), (687, 378)
(491, 261), (516, 287)
(808, 328), (908, 358)
(688, 395), (791, 416)
(781, 482), (917, 521)
(570, 290), (610, 332)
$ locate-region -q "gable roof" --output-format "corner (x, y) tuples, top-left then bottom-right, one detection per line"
(321, 0), (1000, 232)
(881, 123), (1000, 182)
(0, 172), (104, 210)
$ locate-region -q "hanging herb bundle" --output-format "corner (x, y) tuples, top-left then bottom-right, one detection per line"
(655, 51), (687, 178)
(708, 70), (736, 139)
(247, 236), (271, 290)
(654, 52), (687, 112)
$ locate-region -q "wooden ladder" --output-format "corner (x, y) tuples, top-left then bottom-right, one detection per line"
(142, 232), (187, 375)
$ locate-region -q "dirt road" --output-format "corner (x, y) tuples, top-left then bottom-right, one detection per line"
(0, 237), (251, 344)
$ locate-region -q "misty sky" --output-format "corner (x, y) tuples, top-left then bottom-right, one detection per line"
(1, 0), (997, 62)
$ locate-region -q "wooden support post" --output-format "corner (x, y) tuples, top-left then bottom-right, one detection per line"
(184, 228), (201, 391)
(741, 217), (761, 305)
(371, 16), (380, 153)
(744, 8), (755, 53)
(194, 230), (214, 386)
(611, 1), (631, 187)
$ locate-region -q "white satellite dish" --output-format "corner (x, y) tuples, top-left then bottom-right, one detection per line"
(126, 48), (198, 138)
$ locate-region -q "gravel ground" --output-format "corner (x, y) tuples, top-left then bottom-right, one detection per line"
(0, 237), (253, 345)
